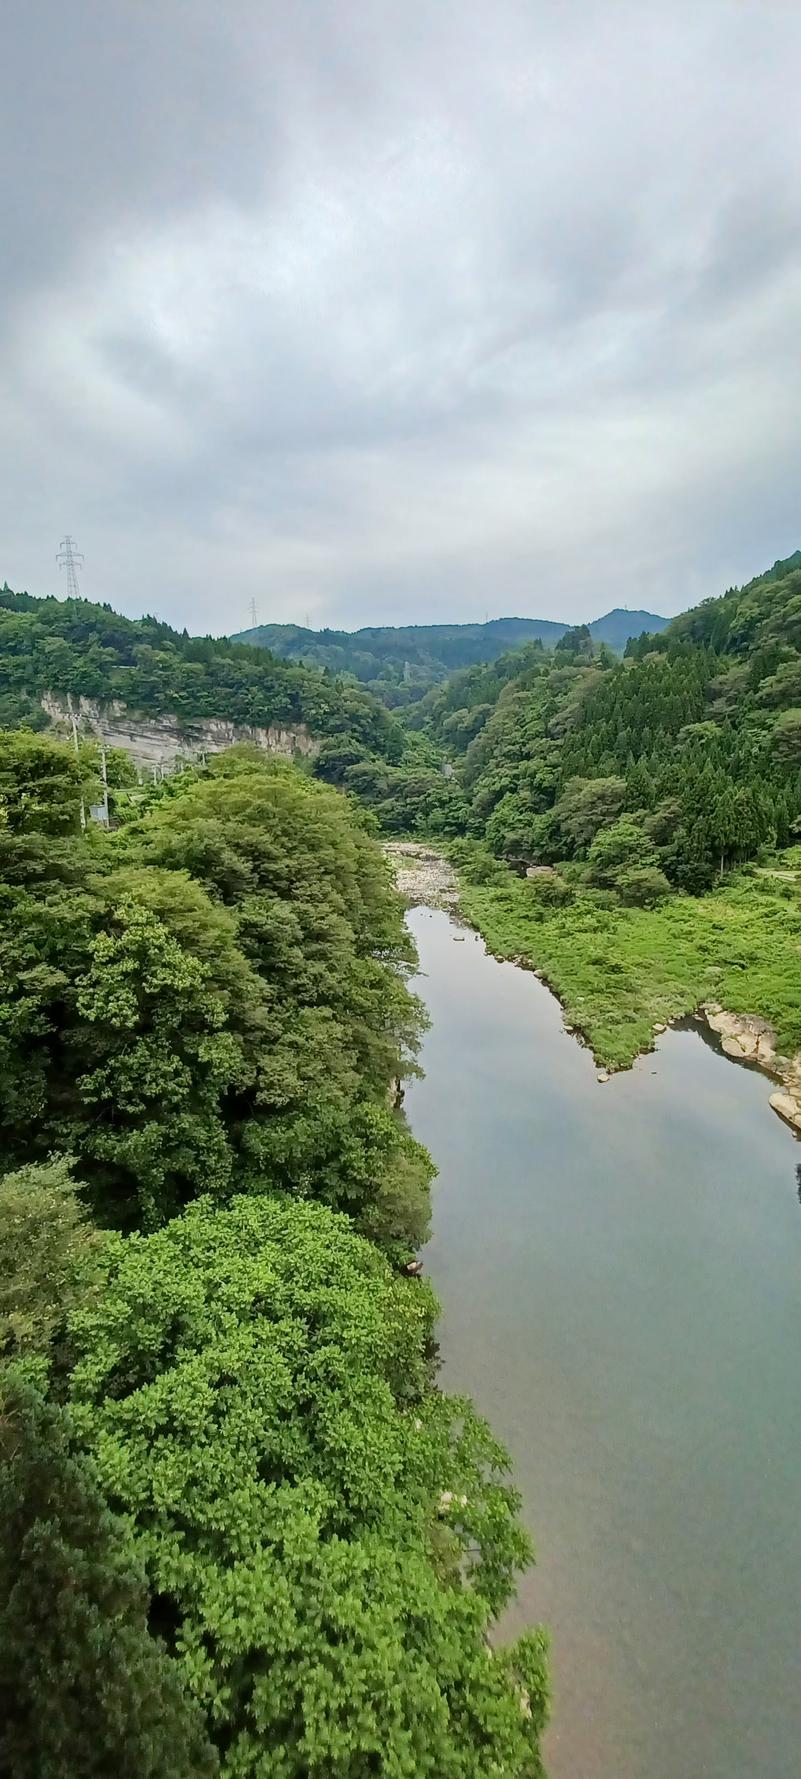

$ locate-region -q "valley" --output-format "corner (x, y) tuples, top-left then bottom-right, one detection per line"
(2, 545), (800, 1779)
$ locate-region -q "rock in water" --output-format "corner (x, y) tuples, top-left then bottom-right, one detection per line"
(769, 1091), (801, 1134)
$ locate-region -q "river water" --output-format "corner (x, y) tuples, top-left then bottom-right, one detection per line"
(405, 906), (801, 1779)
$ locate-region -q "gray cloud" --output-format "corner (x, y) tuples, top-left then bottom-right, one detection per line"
(1, 0), (800, 632)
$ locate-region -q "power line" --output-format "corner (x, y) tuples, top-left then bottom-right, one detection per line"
(56, 535), (84, 599)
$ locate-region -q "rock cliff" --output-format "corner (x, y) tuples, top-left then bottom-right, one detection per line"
(40, 692), (317, 774)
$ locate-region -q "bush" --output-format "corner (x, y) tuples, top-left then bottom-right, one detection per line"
(525, 872), (573, 909)
(615, 864), (671, 907)
(448, 839), (508, 886)
(587, 815), (658, 887)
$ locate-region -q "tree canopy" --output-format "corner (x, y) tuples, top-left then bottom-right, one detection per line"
(0, 584), (402, 761)
(0, 749), (432, 1246)
(66, 1194), (547, 1779)
(418, 553), (801, 892)
(0, 735), (547, 1776)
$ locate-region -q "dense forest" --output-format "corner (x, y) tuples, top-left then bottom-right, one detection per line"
(0, 585), (402, 761)
(234, 608), (667, 706)
(414, 553), (801, 896)
(2, 552), (798, 1768)
(0, 733), (548, 1777)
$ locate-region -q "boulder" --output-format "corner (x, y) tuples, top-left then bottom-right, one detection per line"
(706, 1008), (776, 1064)
(722, 1034), (758, 1059)
(596, 1069), (610, 1085)
(769, 1091), (801, 1134)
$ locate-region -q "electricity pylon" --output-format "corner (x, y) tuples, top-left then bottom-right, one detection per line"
(57, 536), (84, 598)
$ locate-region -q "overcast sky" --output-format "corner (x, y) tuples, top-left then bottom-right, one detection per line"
(2, 1), (800, 634)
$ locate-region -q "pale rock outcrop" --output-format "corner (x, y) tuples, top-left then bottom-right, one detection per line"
(769, 1092), (801, 1134)
(704, 1008), (776, 1065)
(40, 692), (316, 774)
(702, 1005), (801, 1134)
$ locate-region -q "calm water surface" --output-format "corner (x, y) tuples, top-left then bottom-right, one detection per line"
(405, 907), (801, 1779)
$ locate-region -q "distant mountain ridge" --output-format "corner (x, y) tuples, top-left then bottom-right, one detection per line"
(232, 607), (668, 704)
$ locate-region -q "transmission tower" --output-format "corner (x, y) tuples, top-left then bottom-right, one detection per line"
(248, 597), (258, 630)
(57, 535), (84, 598)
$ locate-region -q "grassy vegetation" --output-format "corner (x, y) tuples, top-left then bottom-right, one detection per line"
(450, 842), (801, 1070)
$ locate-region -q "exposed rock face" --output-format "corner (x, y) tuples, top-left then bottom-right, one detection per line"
(40, 692), (317, 774)
(525, 864), (557, 879)
(384, 842), (459, 910)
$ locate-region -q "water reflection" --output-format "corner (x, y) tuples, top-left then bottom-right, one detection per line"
(406, 908), (801, 1779)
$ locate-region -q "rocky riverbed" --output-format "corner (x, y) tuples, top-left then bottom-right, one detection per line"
(384, 842), (460, 910)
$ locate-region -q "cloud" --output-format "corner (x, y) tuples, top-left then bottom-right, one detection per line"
(2, 0), (800, 631)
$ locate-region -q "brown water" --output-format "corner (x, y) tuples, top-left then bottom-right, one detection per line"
(405, 907), (801, 1779)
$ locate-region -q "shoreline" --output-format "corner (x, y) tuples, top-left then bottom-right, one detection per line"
(385, 841), (801, 1136)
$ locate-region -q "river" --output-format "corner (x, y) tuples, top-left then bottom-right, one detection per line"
(404, 906), (801, 1779)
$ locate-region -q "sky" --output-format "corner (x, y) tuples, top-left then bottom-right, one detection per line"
(1, 1), (800, 636)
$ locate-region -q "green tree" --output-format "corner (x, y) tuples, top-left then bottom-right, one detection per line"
(0, 730), (88, 835)
(0, 1158), (104, 1361)
(554, 777), (628, 853)
(555, 623), (592, 658)
(586, 815), (658, 888)
(0, 751), (432, 1248)
(614, 863), (671, 906)
(66, 1194), (548, 1778)
(771, 708), (801, 764)
(0, 1378), (216, 1779)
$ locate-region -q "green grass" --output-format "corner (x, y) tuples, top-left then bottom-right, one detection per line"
(453, 847), (801, 1071)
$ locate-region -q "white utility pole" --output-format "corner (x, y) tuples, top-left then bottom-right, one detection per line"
(66, 692), (86, 831)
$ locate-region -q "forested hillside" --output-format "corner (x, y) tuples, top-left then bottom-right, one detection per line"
(0, 733), (548, 1777)
(0, 584), (402, 760)
(416, 553), (801, 1074)
(234, 607), (667, 705)
(427, 553), (801, 895)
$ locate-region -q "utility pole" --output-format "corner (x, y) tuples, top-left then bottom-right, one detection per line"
(66, 692), (86, 831)
(58, 540), (88, 829)
(56, 535), (84, 599)
(100, 744), (110, 826)
(248, 597), (258, 629)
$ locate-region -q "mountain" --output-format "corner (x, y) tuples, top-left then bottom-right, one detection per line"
(232, 608), (668, 704)
(0, 584), (403, 762)
(412, 550), (801, 892)
(589, 607), (669, 650)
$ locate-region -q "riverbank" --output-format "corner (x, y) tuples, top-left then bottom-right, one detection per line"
(387, 838), (801, 1131)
